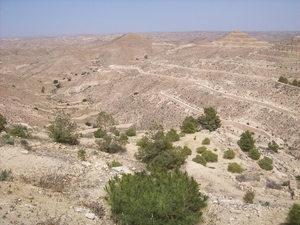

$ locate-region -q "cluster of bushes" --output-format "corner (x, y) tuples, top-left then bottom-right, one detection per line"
(135, 128), (188, 172)
(193, 145), (218, 166)
(104, 169), (208, 225)
(181, 107), (221, 133)
(278, 76), (300, 87)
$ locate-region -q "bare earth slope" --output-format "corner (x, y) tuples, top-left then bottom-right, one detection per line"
(0, 31), (300, 224)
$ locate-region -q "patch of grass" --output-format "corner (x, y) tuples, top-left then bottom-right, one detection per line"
(0, 169), (12, 181)
(107, 160), (123, 168)
(77, 149), (86, 161)
(37, 174), (70, 192)
(282, 181), (290, 186)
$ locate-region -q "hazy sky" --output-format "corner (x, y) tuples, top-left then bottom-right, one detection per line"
(0, 0), (299, 38)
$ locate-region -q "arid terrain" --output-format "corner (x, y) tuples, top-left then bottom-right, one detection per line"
(0, 31), (300, 224)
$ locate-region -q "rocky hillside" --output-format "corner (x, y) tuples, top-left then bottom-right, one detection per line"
(0, 30), (299, 224)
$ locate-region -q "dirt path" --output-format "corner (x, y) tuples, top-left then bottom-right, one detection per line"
(109, 64), (300, 118)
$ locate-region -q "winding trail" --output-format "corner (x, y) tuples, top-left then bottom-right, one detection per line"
(109, 64), (300, 118)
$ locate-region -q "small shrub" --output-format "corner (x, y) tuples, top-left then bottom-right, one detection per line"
(180, 117), (197, 134)
(119, 133), (129, 144)
(267, 140), (279, 153)
(82, 98), (87, 102)
(196, 146), (207, 154)
(53, 80), (58, 84)
(296, 176), (300, 181)
(107, 160), (123, 168)
(228, 162), (243, 173)
(94, 128), (107, 138)
(266, 179), (281, 190)
(223, 149), (235, 159)
(85, 121), (92, 126)
(243, 190), (255, 204)
(192, 155), (207, 166)
(202, 150), (218, 162)
(202, 137), (210, 145)
(96, 135), (126, 154)
(82, 201), (105, 219)
(8, 124), (31, 138)
(237, 130), (255, 152)
(0, 113), (7, 132)
(20, 139), (32, 151)
(236, 174), (247, 182)
(0, 169), (12, 181)
(181, 146), (192, 156)
(249, 148), (261, 160)
(286, 203), (300, 225)
(258, 157), (273, 171)
(125, 127), (136, 137)
(282, 181), (290, 186)
(48, 112), (78, 145)
(77, 149), (86, 161)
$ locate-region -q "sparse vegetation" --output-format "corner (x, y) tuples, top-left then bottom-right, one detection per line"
(243, 190), (255, 204)
(0, 169), (12, 181)
(237, 130), (255, 152)
(258, 157), (273, 171)
(107, 160), (123, 168)
(20, 139), (32, 151)
(48, 112), (78, 145)
(7, 124), (31, 138)
(192, 155), (207, 166)
(223, 149), (235, 159)
(96, 111), (117, 131)
(227, 162), (243, 173)
(104, 169), (207, 225)
(94, 128), (107, 138)
(77, 149), (86, 161)
(96, 135), (126, 154)
(0, 113), (7, 132)
(202, 137), (210, 145)
(267, 140), (279, 153)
